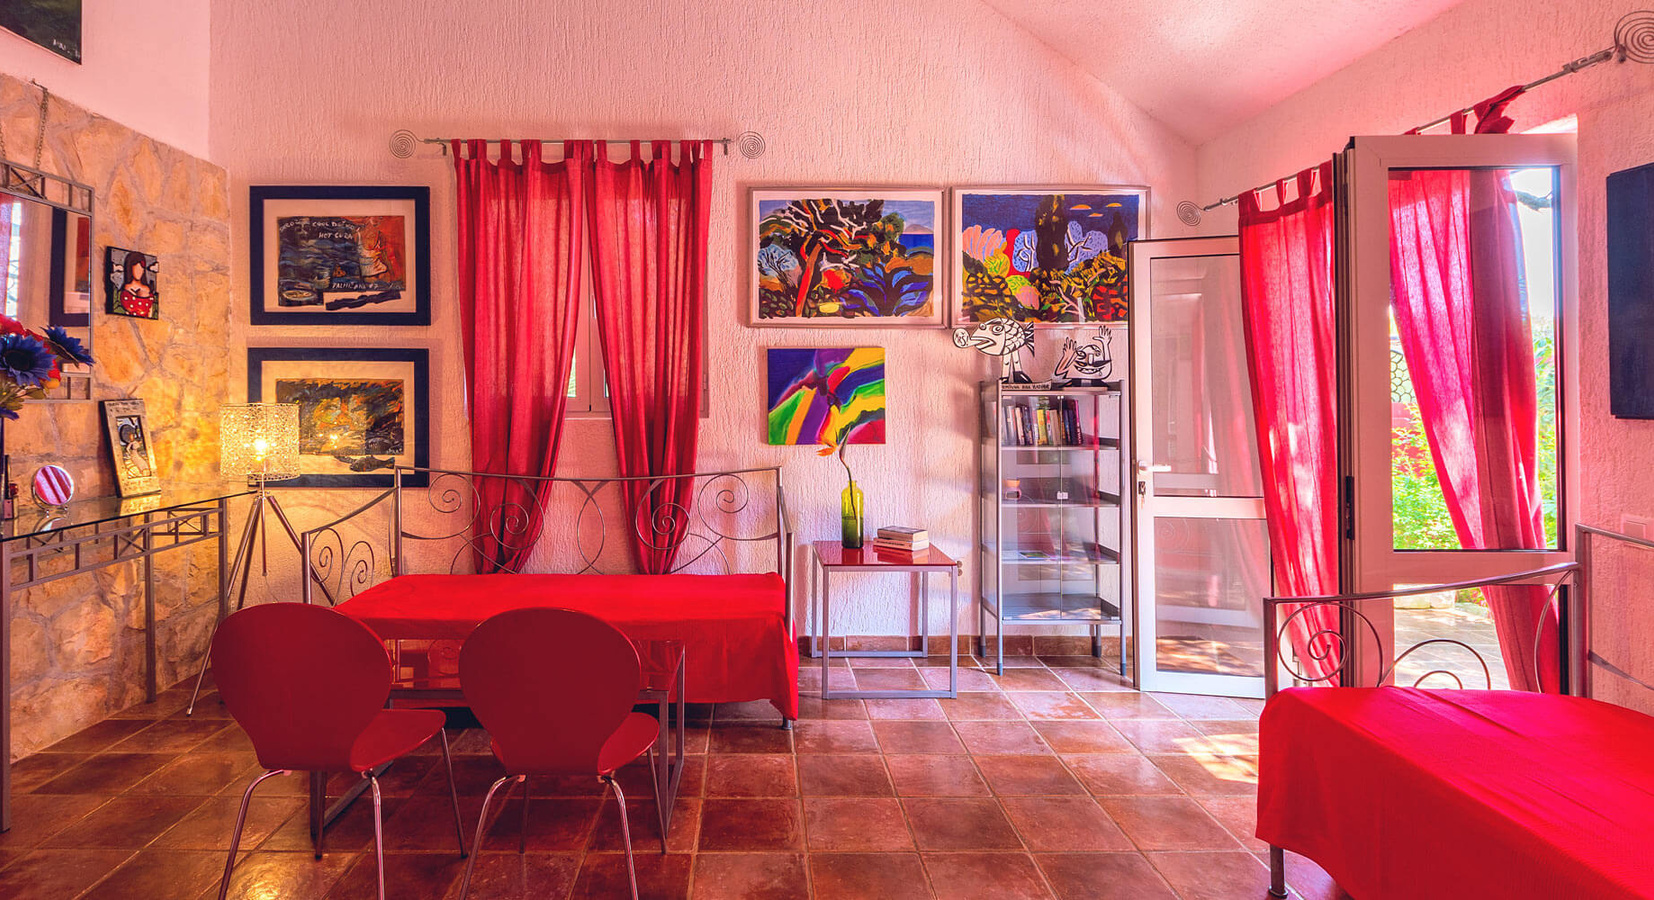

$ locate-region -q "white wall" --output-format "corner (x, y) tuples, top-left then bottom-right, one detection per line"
(1193, 0), (1654, 709)
(208, 0), (1201, 635)
(0, 0), (211, 159)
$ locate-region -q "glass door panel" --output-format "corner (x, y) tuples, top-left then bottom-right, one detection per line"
(1130, 237), (1268, 698)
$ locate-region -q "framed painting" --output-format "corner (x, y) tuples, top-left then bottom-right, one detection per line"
(750, 188), (944, 327)
(766, 348), (886, 445)
(952, 186), (1148, 324)
(249, 185), (431, 326)
(1609, 161), (1654, 418)
(247, 347), (430, 487)
(0, 1), (82, 63)
(101, 399), (160, 497)
(105, 247), (159, 320)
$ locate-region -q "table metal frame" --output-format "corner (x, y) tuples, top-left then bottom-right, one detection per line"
(809, 541), (960, 700)
(1, 496), (235, 832)
(309, 648), (689, 854)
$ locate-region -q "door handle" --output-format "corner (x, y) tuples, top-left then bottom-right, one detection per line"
(1137, 463), (1172, 473)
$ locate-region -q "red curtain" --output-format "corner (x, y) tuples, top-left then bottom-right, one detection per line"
(1388, 166), (1554, 692)
(587, 141), (712, 574)
(453, 139), (589, 573)
(1239, 162), (1343, 683)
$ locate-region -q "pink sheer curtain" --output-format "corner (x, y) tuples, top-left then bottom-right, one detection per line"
(452, 139), (588, 573)
(1388, 166), (1554, 692)
(1239, 162), (1343, 683)
(587, 140), (711, 574)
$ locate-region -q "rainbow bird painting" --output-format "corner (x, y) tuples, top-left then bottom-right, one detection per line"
(766, 348), (886, 445)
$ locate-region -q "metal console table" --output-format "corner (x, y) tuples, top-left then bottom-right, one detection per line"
(809, 540), (961, 700)
(1, 485), (247, 832)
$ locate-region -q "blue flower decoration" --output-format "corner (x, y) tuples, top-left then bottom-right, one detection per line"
(0, 334), (57, 389)
(43, 325), (94, 365)
(1011, 231), (1039, 273)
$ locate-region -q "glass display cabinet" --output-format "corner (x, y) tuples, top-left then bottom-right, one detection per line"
(976, 377), (1130, 676)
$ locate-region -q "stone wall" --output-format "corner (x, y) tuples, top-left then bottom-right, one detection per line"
(2, 73), (234, 759)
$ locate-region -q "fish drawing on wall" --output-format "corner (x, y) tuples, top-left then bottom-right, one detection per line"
(276, 215), (408, 311)
(766, 348), (886, 445)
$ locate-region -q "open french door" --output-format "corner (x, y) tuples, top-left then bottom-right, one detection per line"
(1128, 237), (1269, 698)
(1340, 134), (1579, 687)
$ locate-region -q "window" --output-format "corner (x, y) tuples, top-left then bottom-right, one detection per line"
(565, 296), (609, 414)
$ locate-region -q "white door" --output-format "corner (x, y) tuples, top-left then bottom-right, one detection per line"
(1341, 134), (1579, 688)
(1129, 237), (1269, 698)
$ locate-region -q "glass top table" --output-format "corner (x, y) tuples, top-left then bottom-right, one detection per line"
(2, 483), (252, 542)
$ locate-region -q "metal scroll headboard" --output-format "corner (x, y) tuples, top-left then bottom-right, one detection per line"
(301, 465), (793, 606)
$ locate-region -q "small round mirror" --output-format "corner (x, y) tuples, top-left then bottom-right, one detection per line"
(31, 465), (74, 510)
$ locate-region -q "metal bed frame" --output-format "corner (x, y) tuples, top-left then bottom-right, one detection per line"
(290, 465), (793, 849)
(1260, 524), (1654, 898)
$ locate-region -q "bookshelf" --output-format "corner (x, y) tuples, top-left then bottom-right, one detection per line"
(976, 379), (1130, 676)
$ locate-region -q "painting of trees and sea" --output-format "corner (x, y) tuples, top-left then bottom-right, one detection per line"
(954, 187), (1147, 323)
(751, 189), (944, 327)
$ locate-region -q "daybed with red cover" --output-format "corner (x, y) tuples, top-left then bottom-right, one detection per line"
(1259, 687), (1654, 899)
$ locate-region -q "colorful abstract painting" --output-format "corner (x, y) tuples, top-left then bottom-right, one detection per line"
(250, 186), (430, 326)
(953, 187), (1147, 323)
(248, 347), (430, 487)
(276, 215), (408, 310)
(751, 189), (944, 327)
(766, 348), (886, 445)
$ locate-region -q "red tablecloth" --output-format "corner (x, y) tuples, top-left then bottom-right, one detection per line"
(335, 573), (798, 720)
(1259, 687), (1654, 899)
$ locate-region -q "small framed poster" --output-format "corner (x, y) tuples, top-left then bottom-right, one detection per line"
(249, 185), (432, 326)
(247, 347), (430, 487)
(101, 399), (160, 497)
(105, 247), (159, 320)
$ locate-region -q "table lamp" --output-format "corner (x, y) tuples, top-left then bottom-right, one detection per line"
(188, 402), (304, 714)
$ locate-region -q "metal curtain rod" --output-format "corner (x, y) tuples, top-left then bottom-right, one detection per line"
(1185, 10), (1654, 221)
(388, 129), (768, 159)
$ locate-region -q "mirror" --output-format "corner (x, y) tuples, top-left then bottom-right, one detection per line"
(30, 464), (73, 509)
(2, 161), (95, 398)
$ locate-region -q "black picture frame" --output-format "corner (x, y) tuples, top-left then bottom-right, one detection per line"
(247, 347), (430, 488)
(1608, 161), (1654, 418)
(249, 185), (432, 327)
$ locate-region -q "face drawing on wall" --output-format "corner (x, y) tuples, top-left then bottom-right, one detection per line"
(953, 317), (1036, 383)
(1054, 326), (1114, 386)
(115, 416), (151, 477)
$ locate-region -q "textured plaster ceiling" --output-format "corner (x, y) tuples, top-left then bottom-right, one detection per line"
(982, 0), (1470, 143)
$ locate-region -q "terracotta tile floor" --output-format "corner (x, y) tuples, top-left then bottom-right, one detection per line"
(0, 656), (1348, 899)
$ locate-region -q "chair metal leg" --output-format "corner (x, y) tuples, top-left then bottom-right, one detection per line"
(519, 776), (530, 854)
(368, 774), (386, 900)
(218, 769), (287, 900)
(606, 776), (639, 900)
(1269, 845), (1288, 898)
(438, 729), (467, 858)
(458, 775), (522, 900)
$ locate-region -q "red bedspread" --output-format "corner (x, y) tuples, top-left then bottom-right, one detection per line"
(1259, 687), (1654, 899)
(336, 573), (798, 720)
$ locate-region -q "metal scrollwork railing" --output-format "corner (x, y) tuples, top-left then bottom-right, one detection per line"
(299, 466), (793, 611)
(1263, 562), (1580, 697)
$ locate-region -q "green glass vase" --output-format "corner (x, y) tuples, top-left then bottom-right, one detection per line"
(841, 480), (864, 549)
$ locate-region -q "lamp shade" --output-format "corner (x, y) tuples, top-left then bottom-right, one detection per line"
(220, 403), (301, 483)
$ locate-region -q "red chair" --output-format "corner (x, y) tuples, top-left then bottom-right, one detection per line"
(457, 608), (660, 900)
(211, 603), (466, 900)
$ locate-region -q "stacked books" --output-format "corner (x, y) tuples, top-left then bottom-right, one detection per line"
(1001, 397), (1084, 447)
(871, 526), (928, 556)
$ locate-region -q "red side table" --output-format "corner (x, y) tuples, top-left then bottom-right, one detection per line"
(808, 540), (960, 699)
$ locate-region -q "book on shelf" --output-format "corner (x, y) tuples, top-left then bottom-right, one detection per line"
(1018, 404), (1035, 447)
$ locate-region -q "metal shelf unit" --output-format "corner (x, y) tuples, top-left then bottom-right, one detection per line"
(976, 379), (1131, 676)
